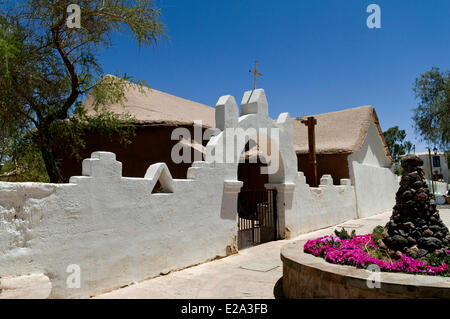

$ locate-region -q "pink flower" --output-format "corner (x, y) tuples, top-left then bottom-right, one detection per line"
(303, 234), (449, 276)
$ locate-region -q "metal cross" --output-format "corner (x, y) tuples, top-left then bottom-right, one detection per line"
(249, 61), (262, 90)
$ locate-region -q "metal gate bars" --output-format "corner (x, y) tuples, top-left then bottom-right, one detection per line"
(237, 189), (277, 250)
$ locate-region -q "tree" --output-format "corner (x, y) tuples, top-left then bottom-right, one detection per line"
(0, 1), (166, 182)
(412, 67), (450, 151)
(383, 126), (412, 162)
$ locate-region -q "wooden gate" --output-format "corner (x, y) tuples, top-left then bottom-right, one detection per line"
(237, 189), (277, 250)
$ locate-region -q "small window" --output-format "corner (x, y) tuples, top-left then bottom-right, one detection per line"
(432, 156), (441, 168)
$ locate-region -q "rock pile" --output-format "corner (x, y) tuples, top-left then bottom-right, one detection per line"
(381, 154), (450, 259)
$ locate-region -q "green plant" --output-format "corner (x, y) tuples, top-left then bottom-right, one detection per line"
(413, 67), (450, 150)
(0, 137), (49, 182)
(425, 252), (450, 268)
(383, 126), (413, 162)
(326, 237), (341, 249)
(372, 225), (385, 242)
(334, 227), (356, 240)
(0, 1), (166, 182)
(393, 163), (404, 176)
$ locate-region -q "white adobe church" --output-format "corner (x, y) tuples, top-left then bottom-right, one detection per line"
(0, 88), (398, 298)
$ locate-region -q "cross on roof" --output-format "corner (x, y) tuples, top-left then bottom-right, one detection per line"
(249, 61), (262, 90)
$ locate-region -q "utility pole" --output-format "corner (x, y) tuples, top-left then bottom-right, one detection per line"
(427, 147), (435, 198)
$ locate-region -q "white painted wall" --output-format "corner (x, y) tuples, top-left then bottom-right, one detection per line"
(0, 89), (384, 298)
(347, 121), (397, 218)
(348, 121), (392, 170)
(0, 152), (239, 298)
(0, 153), (367, 298)
(284, 173), (357, 238)
(415, 152), (449, 184)
(351, 162), (397, 218)
(426, 180), (449, 195)
(0, 89), (300, 299)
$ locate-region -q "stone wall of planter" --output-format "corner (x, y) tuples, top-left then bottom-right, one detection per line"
(281, 241), (450, 299)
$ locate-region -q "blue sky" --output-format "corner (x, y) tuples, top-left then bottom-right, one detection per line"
(99, 0), (450, 152)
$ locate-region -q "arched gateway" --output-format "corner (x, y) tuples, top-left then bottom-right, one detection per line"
(204, 89), (298, 249)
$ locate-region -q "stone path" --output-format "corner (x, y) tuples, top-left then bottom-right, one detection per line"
(95, 207), (450, 299)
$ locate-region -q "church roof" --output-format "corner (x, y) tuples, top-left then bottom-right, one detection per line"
(82, 80), (392, 161)
(82, 79), (215, 128)
(292, 105), (393, 162)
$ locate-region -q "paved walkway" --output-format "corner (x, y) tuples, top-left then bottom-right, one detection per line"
(94, 207), (450, 299)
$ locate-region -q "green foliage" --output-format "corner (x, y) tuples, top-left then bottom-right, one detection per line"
(372, 225), (385, 242)
(327, 237), (341, 249)
(369, 248), (385, 260)
(334, 227), (356, 240)
(413, 67), (450, 151)
(0, 135), (49, 182)
(55, 103), (137, 162)
(0, 15), (20, 75)
(383, 126), (413, 162)
(0, 1), (166, 182)
(424, 251), (450, 274)
(393, 163), (404, 176)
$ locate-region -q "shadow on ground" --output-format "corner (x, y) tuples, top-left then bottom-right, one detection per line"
(273, 277), (284, 299)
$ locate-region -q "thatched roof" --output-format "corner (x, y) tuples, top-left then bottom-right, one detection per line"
(82, 81), (391, 161)
(292, 106), (393, 161)
(178, 138), (206, 154)
(82, 80), (215, 128)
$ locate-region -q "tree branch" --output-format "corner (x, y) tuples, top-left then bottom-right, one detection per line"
(51, 21), (80, 122)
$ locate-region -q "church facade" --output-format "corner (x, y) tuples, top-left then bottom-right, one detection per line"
(61, 84), (396, 217)
(0, 87), (398, 298)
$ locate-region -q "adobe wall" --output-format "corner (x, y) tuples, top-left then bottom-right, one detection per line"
(348, 121), (397, 218)
(284, 173), (357, 238)
(57, 125), (209, 182)
(0, 89), (363, 298)
(0, 152), (240, 298)
(297, 153), (350, 186)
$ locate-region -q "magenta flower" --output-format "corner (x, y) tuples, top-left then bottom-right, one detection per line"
(304, 234), (449, 276)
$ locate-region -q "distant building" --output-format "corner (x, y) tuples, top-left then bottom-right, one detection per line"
(414, 152), (449, 183)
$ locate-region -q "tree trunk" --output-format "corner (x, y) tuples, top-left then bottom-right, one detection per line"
(38, 127), (63, 183)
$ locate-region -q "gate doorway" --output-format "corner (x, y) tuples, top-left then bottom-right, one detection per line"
(237, 189), (278, 250)
(236, 140), (280, 250)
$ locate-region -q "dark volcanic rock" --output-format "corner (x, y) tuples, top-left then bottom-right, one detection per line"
(418, 237), (442, 251)
(382, 154), (449, 258)
(406, 245), (419, 258)
(423, 229), (434, 237)
(413, 181), (423, 189)
(389, 235), (408, 249)
(401, 154), (423, 168)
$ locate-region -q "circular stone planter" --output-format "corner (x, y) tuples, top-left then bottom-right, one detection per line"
(281, 240), (450, 299)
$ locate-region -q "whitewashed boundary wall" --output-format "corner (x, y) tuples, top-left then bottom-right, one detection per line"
(347, 121), (397, 218)
(0, 152), (240, 298)
(284, 173), (358, 238)
(0, 88), (368, 298)
(352, 163), (397, 218)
